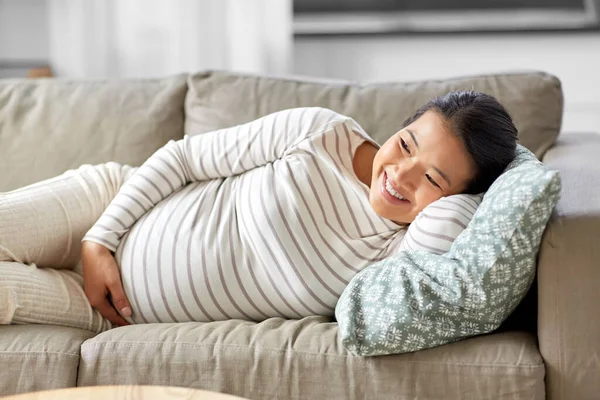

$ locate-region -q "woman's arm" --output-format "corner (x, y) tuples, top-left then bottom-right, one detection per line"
(82, 107), (348, 252)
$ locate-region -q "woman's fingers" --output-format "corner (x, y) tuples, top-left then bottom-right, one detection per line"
(106, 273), (132, 318)
(95, 298), (130, 327)
(86, 288), (130, 327)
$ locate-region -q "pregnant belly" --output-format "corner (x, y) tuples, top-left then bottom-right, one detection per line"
(110, 177), (388, 325)
(114, 182), (222, 324)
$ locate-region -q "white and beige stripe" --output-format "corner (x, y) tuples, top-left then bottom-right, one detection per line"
(84, 107), (407, 323)
(399, 193), (483, 255)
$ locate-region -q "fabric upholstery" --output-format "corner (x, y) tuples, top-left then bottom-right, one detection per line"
(538, 133), (600, 400)
(185, 70), (562, 159)
(0, 76), (186, 192)
(0, 325), (94, 395)
(336, 145), (560, 356)
(78, 317), (545, 399)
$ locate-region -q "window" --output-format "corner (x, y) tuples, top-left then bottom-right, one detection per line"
(294, 0), (600, 35)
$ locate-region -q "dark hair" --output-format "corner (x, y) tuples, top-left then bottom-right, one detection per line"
(403, 90), (517, 194)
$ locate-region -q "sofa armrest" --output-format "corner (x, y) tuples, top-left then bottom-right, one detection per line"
(538, 133), (600, 400)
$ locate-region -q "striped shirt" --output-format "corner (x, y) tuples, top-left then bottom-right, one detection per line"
(83, 107), (406, 323)
(399, 194), (483, 255)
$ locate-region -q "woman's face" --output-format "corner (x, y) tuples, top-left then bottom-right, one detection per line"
(369, 111), (475, 224)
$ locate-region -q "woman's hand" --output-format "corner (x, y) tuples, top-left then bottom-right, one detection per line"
(81, 241), (132, 326)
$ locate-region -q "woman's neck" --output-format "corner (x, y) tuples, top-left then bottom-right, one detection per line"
(353, 142), (378, 188)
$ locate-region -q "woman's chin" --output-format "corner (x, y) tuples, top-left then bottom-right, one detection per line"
(383, 210), (413, 226)
(393, 217), (410, 226)
(372, 206), (410, 225)
(369, 197), (412, 225)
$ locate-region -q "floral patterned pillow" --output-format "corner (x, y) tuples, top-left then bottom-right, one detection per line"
(335, 145), (561, 356)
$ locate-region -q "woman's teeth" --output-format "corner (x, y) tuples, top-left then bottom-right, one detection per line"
(385, 177), (405, 200)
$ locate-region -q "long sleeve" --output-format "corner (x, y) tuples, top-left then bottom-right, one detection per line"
(83, 107), (350, 252)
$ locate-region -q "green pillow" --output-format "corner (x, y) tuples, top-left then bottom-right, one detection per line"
(335, 145), (561, 356)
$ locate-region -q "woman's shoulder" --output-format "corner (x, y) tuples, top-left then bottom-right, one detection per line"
(289, 107), (349, 132)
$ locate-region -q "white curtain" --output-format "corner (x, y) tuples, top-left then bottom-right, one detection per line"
(47, 0), (293, 78)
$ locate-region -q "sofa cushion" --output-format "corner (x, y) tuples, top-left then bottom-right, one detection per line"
(0, 75), (187, 192)
(0, 324), (95, 395)
(78, 317), (544, 399)
(185, 70), (562, 159)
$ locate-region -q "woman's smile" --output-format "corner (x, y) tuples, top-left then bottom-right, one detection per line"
(381, 171), (410, 205)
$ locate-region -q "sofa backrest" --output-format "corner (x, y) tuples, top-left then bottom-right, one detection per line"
(0, 76), (187, 192)
(185, 70), (563, 160)
(0, 70), (563, 193)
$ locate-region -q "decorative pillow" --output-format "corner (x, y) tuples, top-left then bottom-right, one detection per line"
(335, 145), (561, 356)
(399, 194), (483, 255)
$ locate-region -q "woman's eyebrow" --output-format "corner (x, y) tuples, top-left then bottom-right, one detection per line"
(406, 129), (419, 149)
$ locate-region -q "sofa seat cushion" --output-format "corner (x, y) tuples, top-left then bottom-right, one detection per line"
(0, 324), (95, 395)
(78, 317), (544, 400)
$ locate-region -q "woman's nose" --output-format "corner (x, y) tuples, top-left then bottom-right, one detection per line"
(393, 162), (418, 191)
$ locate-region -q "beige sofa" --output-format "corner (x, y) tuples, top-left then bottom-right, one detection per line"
(1, 71), (599, 400)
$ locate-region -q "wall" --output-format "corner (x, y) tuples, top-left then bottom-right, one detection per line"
(47, 0), (292, 78)
(1, 0), (291, 79)
(294, 33), (600, 133)
(1, 1), (598, 133)
(0, 0), (48, 77)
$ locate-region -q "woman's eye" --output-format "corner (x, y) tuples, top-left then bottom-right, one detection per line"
(426, 174), (441, 189)
(400, 138), (411, 154)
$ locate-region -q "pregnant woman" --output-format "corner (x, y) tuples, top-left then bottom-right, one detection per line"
(0, 91), (517, 332)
